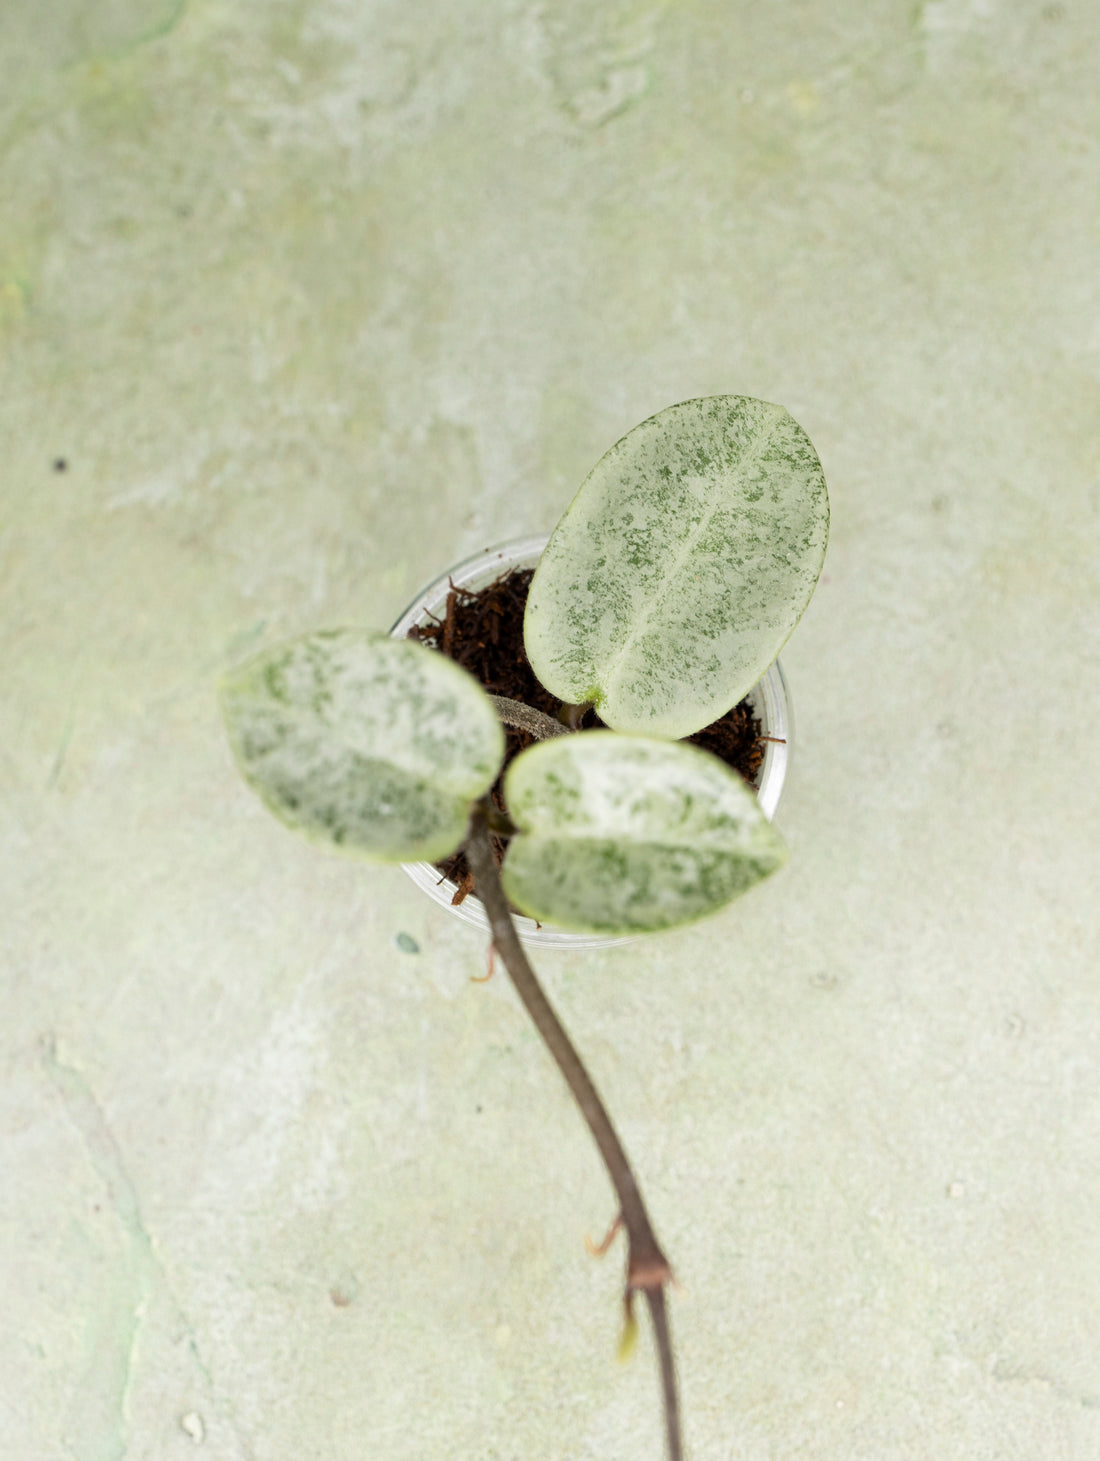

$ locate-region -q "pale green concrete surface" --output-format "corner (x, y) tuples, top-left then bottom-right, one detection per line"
(2, 2), (1098, 1457)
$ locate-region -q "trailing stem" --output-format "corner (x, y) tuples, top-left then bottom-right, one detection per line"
(464, 799), (683, 1461)
(487, 694), (570, 742)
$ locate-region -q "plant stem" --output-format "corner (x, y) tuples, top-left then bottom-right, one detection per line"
(645, 1284), (682, 1461)
(464, 799), (682, 1461)
(487, 694), (570, 741)
(558, 700), (592, 730)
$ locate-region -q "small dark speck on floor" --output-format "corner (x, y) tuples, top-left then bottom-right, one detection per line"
(53, 458), (68, 472)
(394, 931), (419, 953)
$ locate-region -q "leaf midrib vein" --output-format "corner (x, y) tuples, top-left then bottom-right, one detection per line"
(600, 417), (775, 704)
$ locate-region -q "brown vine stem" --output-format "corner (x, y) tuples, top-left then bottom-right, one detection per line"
(464, 799), (683, 1461)
(487, 694), (570, 742)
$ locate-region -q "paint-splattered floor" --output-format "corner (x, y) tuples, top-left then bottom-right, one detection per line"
(2, 2), (1098, 1457)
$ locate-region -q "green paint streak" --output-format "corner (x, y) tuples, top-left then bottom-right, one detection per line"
(47, 706), (77, 789)
(61, 0), (190, 69)
(43, 1041), (159, 1461)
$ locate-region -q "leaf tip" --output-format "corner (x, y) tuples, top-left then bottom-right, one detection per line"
(617, 1308), (639, 1364)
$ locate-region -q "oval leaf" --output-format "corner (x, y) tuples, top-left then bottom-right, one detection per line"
(219, 632), (504, 863)
(500, 732), (786, 934)
(524, 396), (829, 738)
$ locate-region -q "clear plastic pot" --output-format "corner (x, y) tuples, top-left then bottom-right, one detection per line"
(389, 536), (792, 950)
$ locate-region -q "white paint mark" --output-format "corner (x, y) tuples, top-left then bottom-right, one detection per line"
(180, 1411), (206, 1444)
(105, 474), (181, 511)
(417, 1016), (430, 1121)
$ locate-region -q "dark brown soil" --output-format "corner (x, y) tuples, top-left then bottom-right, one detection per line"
(408, 567), (766, 903)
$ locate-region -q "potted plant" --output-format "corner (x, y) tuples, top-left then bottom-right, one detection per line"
(219, 395), (829, 1460)
(390, 533), (794, 948)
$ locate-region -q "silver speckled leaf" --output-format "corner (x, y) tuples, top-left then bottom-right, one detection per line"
(501, 732), (786, 934)
(524, 396), (829, 738)
(219, 632), (504, 863)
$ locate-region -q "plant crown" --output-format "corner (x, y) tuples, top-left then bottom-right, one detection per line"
(220, 395), (828, 934)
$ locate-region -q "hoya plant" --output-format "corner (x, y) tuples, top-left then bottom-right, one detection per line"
(220, 396), (828, 1460)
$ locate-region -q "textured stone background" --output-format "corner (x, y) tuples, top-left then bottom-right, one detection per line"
(2, 2), (1098, 1458)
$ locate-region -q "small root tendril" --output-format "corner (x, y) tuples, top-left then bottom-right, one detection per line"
(585, 1213), (624, 1258)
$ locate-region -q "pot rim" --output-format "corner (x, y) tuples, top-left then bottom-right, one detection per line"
(389, 536), (792, 950)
